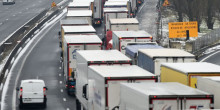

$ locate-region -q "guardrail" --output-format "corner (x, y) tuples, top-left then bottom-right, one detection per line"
(0, 6), (60, 108)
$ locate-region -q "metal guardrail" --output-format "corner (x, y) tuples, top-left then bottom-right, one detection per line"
(0, 6), (60, 107)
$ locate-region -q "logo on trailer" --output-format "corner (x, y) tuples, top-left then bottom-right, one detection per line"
(72, 49), (80, 59)
(189, 105), (204, 109)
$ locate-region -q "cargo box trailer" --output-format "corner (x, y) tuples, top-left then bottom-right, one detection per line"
(61, 25), (96, 51)
(105, 18), (139, 49)
(63, 35), (102, 95)
(138, 49), (196, 76)
(125, 44), (163, 64)
(67, 1), (91, 11)
(160, 62), (220, 88)
(66, 10), (93, 25)
(60, 19), (89, 26)
(197, 77), (220, 109)
(87, 65), (157, 110)
(104, 8), (128, 33)
(119, 82), (214, 110)
(75, 50), (132, 110)
(112, 31), (152, 54)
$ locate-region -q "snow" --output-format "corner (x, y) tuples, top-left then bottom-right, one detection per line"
(202, 45), (220, 55)
(1, 8), (67, 110)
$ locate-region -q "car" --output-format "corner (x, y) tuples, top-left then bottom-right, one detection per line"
(16, 79), (48, 109)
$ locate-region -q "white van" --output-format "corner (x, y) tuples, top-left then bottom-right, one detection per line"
(17, 79), (48, 108)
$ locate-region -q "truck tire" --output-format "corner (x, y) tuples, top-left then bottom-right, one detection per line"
(19, 99), (23, 109)
(42, 102), (47, 108)
(76, 99), (81, 110)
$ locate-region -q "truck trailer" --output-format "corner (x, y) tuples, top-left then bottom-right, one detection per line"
(112, 31), (152, 54)
(75, 50), (132, 110)
(160, 62), (220, 88)
(66, 10), (93, 25)
(67, 1), (91, 11)
(87, 65), (158, 110)
(119, 82), (214, 110)
(197, 76), (220, 109)
(137, 49), (196, 76)
(125, 44), (163, 64)
(3, 0), (15, 5)
(63, 35), (102, 95)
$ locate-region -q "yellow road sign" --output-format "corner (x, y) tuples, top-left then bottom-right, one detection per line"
(163, 0), (169, 6)
(168, 21), (198, 38)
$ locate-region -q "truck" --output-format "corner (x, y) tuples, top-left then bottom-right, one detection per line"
(160, 62), (220, 88)
(63, 35), (102, 95)
(67, 1), (91, 11)
(66, 10), (93, 25)
(112, 31), (152, 54)
(60, 19), (89, 26)
(105, 18), (139, 49)
(3, 0), (15, 5)
(197, 77), (220, 109)
(137, 49), (196, 76)
(104, 8), (128, 33)
(125, 44), (163, 64)
(75, 50), (132, 110)
(87, 65), (158, 110)
(61, 25), (96, 51)
(119, 82), (214, 110)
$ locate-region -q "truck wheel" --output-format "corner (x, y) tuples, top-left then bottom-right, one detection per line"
(42, 102), (47, 108)
(76, 99), (81, 110)
(19, 104), (23, 109)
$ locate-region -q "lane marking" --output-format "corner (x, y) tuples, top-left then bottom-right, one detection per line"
(61, 89), (63, 92)
(59, 74), (61, 76)
(200, 50), (220, 62)
(67, 108), (70, 110)
(63, 98), (66, 102)
(59, 67), (61, 69)
(138, 0), (147, 13)
(60, 81), (62, 84)
(6, 19), (8, 21)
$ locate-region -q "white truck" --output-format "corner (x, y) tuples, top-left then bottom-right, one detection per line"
(119, 82), (214, 110)
(3, 0), (15, 5)
(112, 31), (152, 54)
(109, 18), (139, 31)
(104, 8), (128, 33)
(66, 10), (93, 25)
(87, 65), (158, 110)
(137, 49), (196, 76)
(63, 35), (102, 95)
(60, 19), (89, 26)
(75, 50), (132, 110)
(67, 1), (91, 11)
(197, 77), (220, 109)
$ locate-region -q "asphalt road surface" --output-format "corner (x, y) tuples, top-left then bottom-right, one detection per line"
(0, 0), (63, 43)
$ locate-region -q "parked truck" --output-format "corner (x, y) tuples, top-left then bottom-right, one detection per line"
(63, 35), (102, 95)
(104, 8), (128, 33)
(67, 1), (91, 11)
(87, 65), (158, 110)
(60, 19), (89, 26)
(138, 49), (196, 76)
(61, 25), (96, 51)
(106, 18), (139, 49)
(112, 31), (152, 54)
(119, 82), (214, 110)
(75, 50), (132, 110)
(66, 10), (93, 25)
(3, 0), (15, 5)
(160, 62), (220, 88)
(197, 76), (220, 109)
(125, 44), (163, 64)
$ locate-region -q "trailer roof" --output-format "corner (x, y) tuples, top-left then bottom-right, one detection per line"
(104, 1), (128, 6)
(200, 76), (220, 83)
(108, 0), (129, 2)
(110, 18), (139, 24)
(104, 8), (128, 12)
(68, 1), (91, 7)
(77, 50), (131, 61)
(161, 62), (220, 74)
(62, 25), (96, 33)
(126, 44), (163, 57)
(64, 35), (102, 43)
(60, 19), (89, 25)
(113, 31), (152, 38)
(67, 10), (92, 17)
(138, 49), (195, 58)
(89, 65), (155, 78)
(74, 0), (94, 2)
(121, 82), (210, 96)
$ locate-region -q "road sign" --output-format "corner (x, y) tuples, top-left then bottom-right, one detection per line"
(168, 21), (198, 38)
(163, 0), (169, 6)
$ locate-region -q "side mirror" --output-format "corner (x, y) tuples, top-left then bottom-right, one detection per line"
(82, 84), (88, 100)
(16, 87), (19, 91)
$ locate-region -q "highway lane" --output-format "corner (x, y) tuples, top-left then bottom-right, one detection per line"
(199, 49), (220, 65)
(0, 0), (63, 43)
(3, 11), (76, 110)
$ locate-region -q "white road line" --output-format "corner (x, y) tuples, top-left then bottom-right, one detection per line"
(138, 0), (147, 13)
(60, 81), (63, 84)
(200, 50), (220, 62)
(59, 74), (61, 76)
(59, 67), (61, 69)
(63, 98), (66, 102)
(61, 89), (63, 92)
(67, 108), (70, 110)
(6, 19), (8, 21)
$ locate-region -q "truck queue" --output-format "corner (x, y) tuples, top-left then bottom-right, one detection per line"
(58, 0), (219, 109)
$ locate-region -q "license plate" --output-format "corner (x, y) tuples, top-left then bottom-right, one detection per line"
(23, 99), (32, 102)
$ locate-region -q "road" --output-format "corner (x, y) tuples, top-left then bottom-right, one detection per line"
(199, 50), (220, 65)
(0, 0), (62, 43)
(2, 10), (76, 110)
